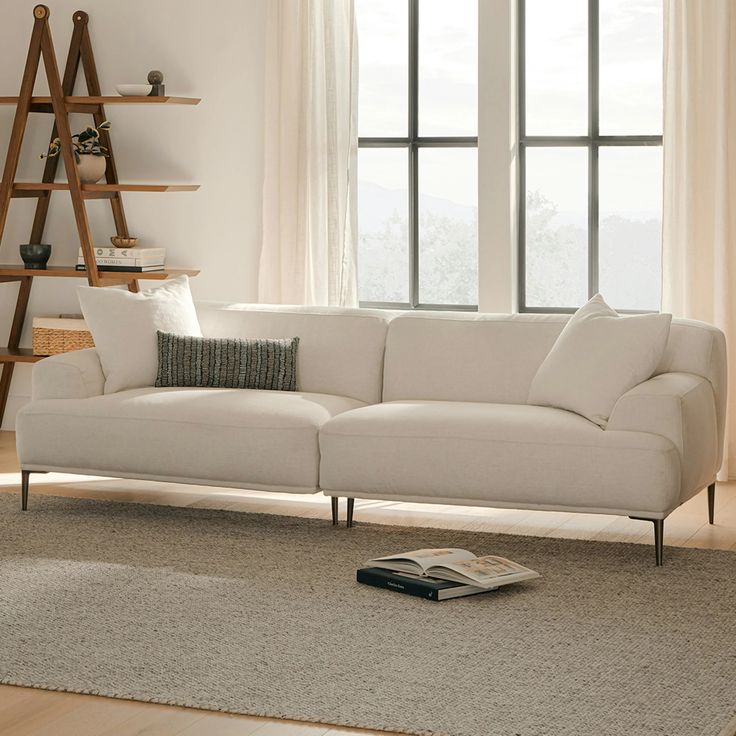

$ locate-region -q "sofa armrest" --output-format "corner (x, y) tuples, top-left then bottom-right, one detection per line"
(607, 372), (718, 502)
(32, 349), (105, 400)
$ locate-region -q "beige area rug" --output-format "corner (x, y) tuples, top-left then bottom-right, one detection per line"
(1, 493), (735, 736)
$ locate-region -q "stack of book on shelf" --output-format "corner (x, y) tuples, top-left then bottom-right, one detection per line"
(76, 246), (166, 273)
(357, 548), (540, 601)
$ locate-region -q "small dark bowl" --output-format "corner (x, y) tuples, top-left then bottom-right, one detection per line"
(20, 243), (51, 270)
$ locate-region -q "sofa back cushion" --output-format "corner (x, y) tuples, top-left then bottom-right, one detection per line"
(383, 313), (565, 405)
(195, 303), (390, 404)
(383, 313), (726, 429)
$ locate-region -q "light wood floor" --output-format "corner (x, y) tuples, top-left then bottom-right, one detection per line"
(1, 429), (735, 735)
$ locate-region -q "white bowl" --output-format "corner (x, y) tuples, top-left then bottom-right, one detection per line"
(115, 84), (153, 97)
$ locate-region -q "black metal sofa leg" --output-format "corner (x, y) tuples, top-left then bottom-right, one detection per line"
(347, 498), (355, 528)
(652, 518), (664, 567)
(708, 482), (716, 525)
(329, 497), (355, 527)
(21, 470), (30, 511)
(331, 497), (339, 526)
(629, 516), (665, 566)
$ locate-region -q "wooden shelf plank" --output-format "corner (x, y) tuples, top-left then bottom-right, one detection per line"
(0, 347), (44, 364)
(8, 182), (199, 194)
(71, 95), (201, 105)
(0, 265), (200, 281)
(85, 183), (200, 193)
(0, 95), (200, 106)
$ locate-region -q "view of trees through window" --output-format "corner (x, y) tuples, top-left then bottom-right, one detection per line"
(356, 0), (478, 308)
(521, 0), (663, 312)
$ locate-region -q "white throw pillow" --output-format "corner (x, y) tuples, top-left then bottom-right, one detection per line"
(527, 294), (672, 427)
(78, 275), (202, 394)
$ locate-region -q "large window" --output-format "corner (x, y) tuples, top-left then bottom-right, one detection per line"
(519, 0), (663, 312)
(357, 0), (478, 310)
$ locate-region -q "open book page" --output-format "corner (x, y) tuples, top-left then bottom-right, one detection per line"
(368, 548), (476, 575)
(426, 556), (539, 589)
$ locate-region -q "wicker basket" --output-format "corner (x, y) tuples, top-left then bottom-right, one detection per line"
(32, 317), (95, 356)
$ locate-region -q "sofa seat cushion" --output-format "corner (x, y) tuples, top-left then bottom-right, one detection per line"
(320, 401), (681, 516)
(17, 388), (365, 493)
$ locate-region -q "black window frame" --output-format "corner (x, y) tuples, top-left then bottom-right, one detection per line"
(358, 0), (479, 311)
(518, 0), (663, 314)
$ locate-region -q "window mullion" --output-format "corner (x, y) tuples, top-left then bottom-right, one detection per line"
(588, 0), (600, 297)
(517, 0), (526, 310)
(589, 144), (599, 296)
(409, 0), (419, 140)
(408, 0), (419, 308)
(409, 144), (419, 308)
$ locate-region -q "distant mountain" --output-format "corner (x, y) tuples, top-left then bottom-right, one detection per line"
(543, 210), (660, 229)
(358, 180), (477, 232)
(358, 180), (657, 233)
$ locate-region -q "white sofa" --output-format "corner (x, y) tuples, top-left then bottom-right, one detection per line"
(16, 304), (727, 565)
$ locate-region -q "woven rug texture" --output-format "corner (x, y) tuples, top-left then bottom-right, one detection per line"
(1, 493), (735, 736)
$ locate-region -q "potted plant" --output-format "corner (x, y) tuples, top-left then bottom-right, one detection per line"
(40, 121), (111, 183)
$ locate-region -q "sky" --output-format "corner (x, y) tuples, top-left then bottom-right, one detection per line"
(357, 0), (662, 210)
(356, 0), (477, 207)
(525, 0), (663, 214)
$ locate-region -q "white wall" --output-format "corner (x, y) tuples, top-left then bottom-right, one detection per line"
(0, 0), (267, 426)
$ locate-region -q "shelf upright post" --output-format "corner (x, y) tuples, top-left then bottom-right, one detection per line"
(0, 7), (45, 243)
(39, 6), (100, 287)
(76, 10), (136, 292)
(0, 6), (48, 423)
(30, 8), (86, 246)
(78, 12), (129, 239)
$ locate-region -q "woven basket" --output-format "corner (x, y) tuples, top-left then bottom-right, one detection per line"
(32, 317), (95, 356)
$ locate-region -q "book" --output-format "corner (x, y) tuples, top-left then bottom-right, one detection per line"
(75, 264), (165, 273)
(357, 567), (495, 601)
(76, 257), (164, 267)
(364, 548), (540, 590)
(81, 247), (166, 260)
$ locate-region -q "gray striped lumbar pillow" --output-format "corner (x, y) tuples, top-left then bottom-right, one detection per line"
(155, 331), (299, 391)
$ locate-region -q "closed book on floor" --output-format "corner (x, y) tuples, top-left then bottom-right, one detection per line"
(357, 567), (494, 601)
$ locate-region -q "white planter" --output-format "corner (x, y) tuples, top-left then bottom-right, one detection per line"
(76, 155), (107, 184)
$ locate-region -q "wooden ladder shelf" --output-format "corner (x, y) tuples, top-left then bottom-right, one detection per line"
(0, 5), (201, 423)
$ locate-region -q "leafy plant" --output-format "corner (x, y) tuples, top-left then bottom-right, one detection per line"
(40, 121), (111, 163)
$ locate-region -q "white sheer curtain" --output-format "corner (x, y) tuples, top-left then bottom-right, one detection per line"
(258, 0), (358, 307)
(662, 0), (736, 478)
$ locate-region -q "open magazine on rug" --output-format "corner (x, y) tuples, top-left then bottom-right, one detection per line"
(365, 548), (540, 590)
